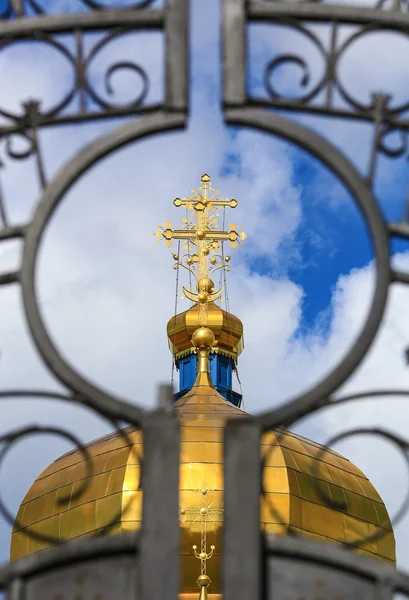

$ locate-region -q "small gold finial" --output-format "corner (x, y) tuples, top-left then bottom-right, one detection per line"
(197, 574), (211, 600)
(155, 174), (246, 326)
(192, 327), (215, 382)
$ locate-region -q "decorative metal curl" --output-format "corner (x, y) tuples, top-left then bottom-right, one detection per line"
(0, 36), (77, 122)
(0, 390), (142, 542)
(85, 31), (150, 110)
(24, 0), (155, 14)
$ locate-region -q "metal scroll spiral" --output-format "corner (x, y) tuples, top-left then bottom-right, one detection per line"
(0, 391), (142, 544)
(259, 22), (409, 121)
(1, 0), (155, 18)
(0, 31), (150, 126)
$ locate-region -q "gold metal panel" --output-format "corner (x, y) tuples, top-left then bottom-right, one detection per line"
(181, 427), (222, 442)
(62, 502), (96, 539)
(261, 445), (286, 468)
(40, 453), (83, 479)
(121, 521), (139, 533)
(287, 468), (300, 496)
(180, 442), (205, 463)
(104, 446), (132, 471)
(263, 522), (288, 535)
(106, 466), (127, 495)
(295, 472), (331, 505)
(343, 490), (380, 525)
(261, 431), (279, 446)
(325, 464), (367, 496)
(373, 501), (393, 530)
(321, 452), (364, 477)
(203, 442), (223, 463)
(22, 466), (75, 503)
(289, 494), (302, 529)
(180, 524), (194, 554)
(343, 513), (371, 547)
(263, 467), (289, 493)
(358, 477), (384, 503)
(9, 529), (28, 561)
(121, 490), (142, 521)
(95, 493), (122, 530)
(19, 490), (57, 529)
(281, 447), (301, 471)
(374, 530), (396, 561)
(69, 471), (111, 508)
(301, 500), (345, 540)
(327, 482), (348, 507)
(277, 434), (306, 455)
(123, 464), (141, 491)
(12, 504), (26, 533)
(84, 452), (113, 476)
(179, 463), (223, 491)
(261, 493), (290, 524)
(67, 461), (91, 484)
(53, 483), (73, 514)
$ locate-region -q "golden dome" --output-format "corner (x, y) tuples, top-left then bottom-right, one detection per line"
(10, 173), (396, 596)
(167, 302), (244, 360)
(10, 376), (396, 594)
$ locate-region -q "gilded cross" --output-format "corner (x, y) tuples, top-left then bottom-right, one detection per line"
(179, 482), (224, 577)
(155, 174), (246, 325)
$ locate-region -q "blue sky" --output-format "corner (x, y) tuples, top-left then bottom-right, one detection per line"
(1, 0), (409, 574)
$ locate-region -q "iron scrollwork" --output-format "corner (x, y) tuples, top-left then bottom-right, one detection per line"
(0, 0), (188, 565)
(0, 0), (409, 595)
(223, 0), (409, 582)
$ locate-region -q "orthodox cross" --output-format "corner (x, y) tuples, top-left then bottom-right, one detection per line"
(155, 173), (246, 325)
(179, 482), (224, 578)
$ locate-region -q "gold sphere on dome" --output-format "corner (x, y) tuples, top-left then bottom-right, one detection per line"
(198, 292), (208, 303)
(192, 327), (215, 349)
(197, 574), (211, 588)
(197, 277), (214, 293)
(196, 229), (206, 239)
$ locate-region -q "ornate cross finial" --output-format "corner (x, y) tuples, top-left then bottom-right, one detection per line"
(179, 482), (224, 580)
(155, 174), (246, 325)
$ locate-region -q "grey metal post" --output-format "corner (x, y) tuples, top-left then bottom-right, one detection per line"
(140, 384), (180, 600)
(223, 419), (261, 600)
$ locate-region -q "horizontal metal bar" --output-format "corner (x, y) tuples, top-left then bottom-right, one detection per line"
(249, 1), (409, 29)
(0, 104), (164, 138)
(265, 534), (399, 583)
(0, 533), (139, 586)
(0, 271), (19, 285)
(249, 99), (409, 129)
(0, 9), (164, 39)
(391, 269), (409, 285)
(388, 222), (409, 239)
(0, 225), (26, 241)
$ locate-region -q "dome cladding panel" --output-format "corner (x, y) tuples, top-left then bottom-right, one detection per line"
(10, 421), (396, 591)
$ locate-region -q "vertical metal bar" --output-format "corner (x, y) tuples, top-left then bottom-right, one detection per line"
(10, 0), (24, 17)
(223, 419), (261, 600)
(139, 392), (180, 600)
(165, 0), (189, 112)
(0, 161), (9, 229)
(223, 0), (246, 107)
(8, 577), (24, 600)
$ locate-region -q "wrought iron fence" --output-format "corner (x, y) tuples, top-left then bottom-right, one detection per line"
(1, 0), (409, 598)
